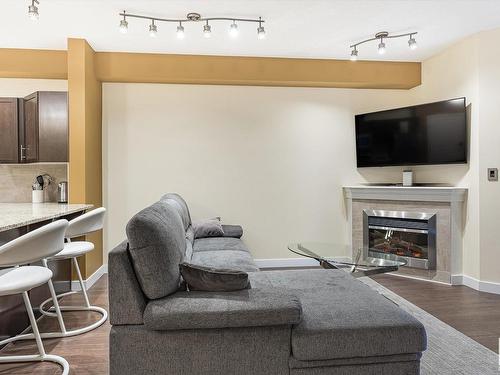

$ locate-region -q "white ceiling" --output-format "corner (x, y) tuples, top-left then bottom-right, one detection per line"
(2, 0), (500, 61)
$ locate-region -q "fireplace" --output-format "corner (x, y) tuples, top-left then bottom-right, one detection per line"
(363, 209), (436, 270)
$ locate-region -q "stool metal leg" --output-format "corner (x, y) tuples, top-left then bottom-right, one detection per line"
(0, 291), (69, 375)
(2, 257), (107, 345)
(36, 256), (107, 337)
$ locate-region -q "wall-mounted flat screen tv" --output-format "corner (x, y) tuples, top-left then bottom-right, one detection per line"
(355, 98), (467, 168)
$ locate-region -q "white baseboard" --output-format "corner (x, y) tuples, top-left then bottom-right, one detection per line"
(452, 274), (500, 295)
(255, 258), (319, 269)
(71, 264), (108, 291)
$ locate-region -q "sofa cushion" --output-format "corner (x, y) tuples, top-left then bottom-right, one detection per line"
(194, 237), (250, 253)
(191, 250), (259, 272)
(161, 193), (192, 231)
(249, 269), (427, 361)
(221, 224), (243, 238)
(193, 218), (225, 239)
(126, 201), (185, 300)
(179, 262), (250, 292)
(143, 289), (302, 330)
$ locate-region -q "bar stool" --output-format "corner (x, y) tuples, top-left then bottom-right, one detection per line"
(0, 219), (69, 375)
(38, 207), (107, 337)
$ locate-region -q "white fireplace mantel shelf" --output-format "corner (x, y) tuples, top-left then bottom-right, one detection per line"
(343, 186), (468, 203)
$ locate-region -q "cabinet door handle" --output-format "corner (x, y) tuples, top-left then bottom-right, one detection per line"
(20, 145), (28, 160)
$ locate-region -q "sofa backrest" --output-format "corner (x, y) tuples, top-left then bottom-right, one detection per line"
(161, 193), (192, 231)
(126, 200), (185, 300)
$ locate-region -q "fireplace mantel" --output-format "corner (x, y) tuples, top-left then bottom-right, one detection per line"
(343, 186), (467, 203)
(343, 185), (468, 284)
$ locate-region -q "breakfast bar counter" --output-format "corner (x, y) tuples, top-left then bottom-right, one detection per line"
(0, 203), (93, 233)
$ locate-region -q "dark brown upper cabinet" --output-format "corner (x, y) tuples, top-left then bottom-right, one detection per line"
(22, 91), (68, 163)
(0, 98), (20, 163)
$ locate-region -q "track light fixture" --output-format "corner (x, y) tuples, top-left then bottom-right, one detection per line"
(28, 0), (39, 20)
(203, 21), (212, 38)
(408, 34), (417, 50)
(350, 47), (358, 61)
(117, 11), (266, 40)
(176, 22), (185, 39)
(349, 31), (418, 60)
(257, 17), (266, 40)
(229, 21), (239, 38)
(149, 20), (157, 37)
(119, 11), (128, 34)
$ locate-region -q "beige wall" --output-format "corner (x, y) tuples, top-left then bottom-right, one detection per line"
(477, 29), (500, 283)
(102, 83), (417, 260)
(0, 78), (67, 97)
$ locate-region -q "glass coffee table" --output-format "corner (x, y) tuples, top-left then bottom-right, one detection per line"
(288, 242), (407, 277)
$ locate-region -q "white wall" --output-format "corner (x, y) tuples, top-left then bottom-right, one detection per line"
(103, 84), (413, 260)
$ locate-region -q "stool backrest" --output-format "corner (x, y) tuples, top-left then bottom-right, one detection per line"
(0, 219), (69, 267)
(65, 207), (106, 239)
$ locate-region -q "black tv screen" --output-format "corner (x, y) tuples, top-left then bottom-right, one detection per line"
(355, 98), (467, 167)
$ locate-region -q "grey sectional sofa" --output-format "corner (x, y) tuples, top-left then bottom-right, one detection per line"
(108, 193), (427, 374)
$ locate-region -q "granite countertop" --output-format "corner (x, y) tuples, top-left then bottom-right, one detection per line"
(0, 203), (94, 233)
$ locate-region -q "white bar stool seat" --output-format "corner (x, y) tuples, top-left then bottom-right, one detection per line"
(38, 207), (107, 337)
(0, 267), (53, 296)
(0, 220), (69, 375)
(50, 241), (94, 260)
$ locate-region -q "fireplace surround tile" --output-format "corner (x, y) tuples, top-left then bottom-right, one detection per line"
(344, 187), (467, 284)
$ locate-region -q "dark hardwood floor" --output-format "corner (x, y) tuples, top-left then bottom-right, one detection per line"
(372, 274), (500, 353)
(0, 277), (110, 375)
(0, 273), (499, 374)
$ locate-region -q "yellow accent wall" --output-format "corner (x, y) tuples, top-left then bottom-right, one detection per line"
(95, 52), (421, 89)
(0, 48), (67, 79)
(67, 39), (103, 278)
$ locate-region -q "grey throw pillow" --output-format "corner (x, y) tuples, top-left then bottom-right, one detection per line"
(193, 217), (224, 239)
(179, 262), (251, 292)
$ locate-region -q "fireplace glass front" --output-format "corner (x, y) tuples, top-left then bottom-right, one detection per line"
(363, 210), (436, 270)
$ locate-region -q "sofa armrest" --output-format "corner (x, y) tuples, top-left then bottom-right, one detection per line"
(143, 289), (302, 331)
(221, 224), (243, 238)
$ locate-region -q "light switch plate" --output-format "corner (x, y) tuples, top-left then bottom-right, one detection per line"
(487, 168), (498, 181)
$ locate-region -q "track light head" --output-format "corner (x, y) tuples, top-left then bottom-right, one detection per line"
(257, 26), (266, 39)
(177, 23), (185, 39)
(378, 40), (386, 55)
(203, 22), (212, 38)
(408, 35), (417, 50)
(350, 48), (358, 61)
(257, 17), (266, 40)
(149, 21), (157, 37)
(28, 0), (39, 20)
(119, 19), (128, 34)
(229, 21), (238, 38)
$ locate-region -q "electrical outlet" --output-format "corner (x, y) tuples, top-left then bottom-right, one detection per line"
(488, 168), (498, 181)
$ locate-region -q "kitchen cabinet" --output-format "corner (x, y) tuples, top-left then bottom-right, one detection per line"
(0, 91), (68, 164)
(22, 91), (68, 162)
(0, 98), (20, 163)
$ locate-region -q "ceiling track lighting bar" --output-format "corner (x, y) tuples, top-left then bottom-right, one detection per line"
(349, 31), (418, 61)
(118, 12), (265, 24)
(118, 11), (266, 39)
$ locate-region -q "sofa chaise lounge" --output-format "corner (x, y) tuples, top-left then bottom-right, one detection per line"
(108, 193), (427, 374)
